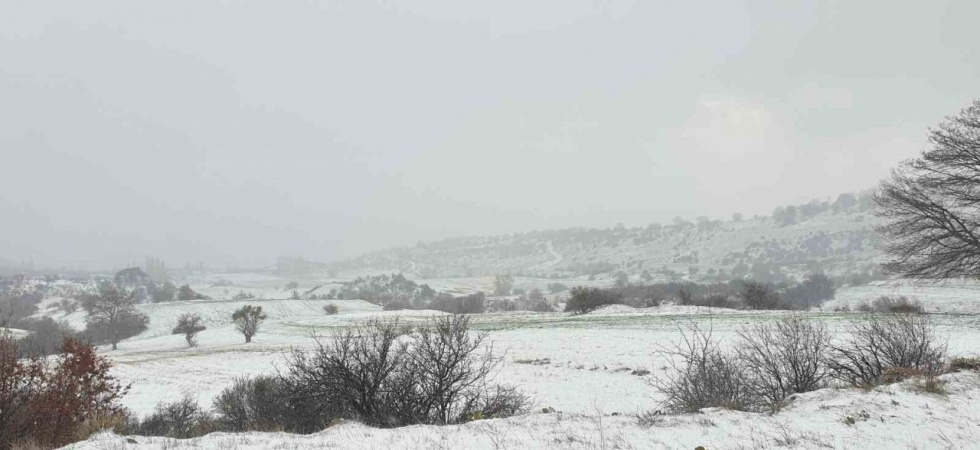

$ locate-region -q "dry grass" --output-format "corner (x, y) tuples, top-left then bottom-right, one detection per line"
(949, 357), (980, 372)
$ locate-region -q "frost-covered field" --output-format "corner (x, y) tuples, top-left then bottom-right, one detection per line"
(56, 279), (980, 449)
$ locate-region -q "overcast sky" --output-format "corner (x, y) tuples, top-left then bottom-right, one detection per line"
(1, 1), (978, 269)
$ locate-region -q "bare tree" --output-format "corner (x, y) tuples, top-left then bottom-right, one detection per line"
(232, 305), (266, 343)
(875, 99), (980, 279)
(492, 274), (514, 296)
(81, 281), (149, 350)
(172, 313), (206, 347)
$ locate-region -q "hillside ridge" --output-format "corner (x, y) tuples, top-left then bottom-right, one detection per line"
(327, 192), (882, 283)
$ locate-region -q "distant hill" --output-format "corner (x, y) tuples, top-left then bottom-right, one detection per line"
(328, 192), (884, 284)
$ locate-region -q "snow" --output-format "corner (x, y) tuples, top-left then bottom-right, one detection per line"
(39, 277), (980, 449)
(827, 279), (980, 314)
(66, 371), (980, 449)
(1, 327), (29, 339)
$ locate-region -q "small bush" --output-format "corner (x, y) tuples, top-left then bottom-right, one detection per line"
(526, 299), (554, 312)
(487, 298), (516, 312)
(652, 324), (754, 413)
(132, 396), (214, 438)
(688, 294), (738, 309)
(14, 317), (77, 357)
(232, 291), (257, 300)
(564, 287), (623, 314)
(177, 285), (209, 301)
(152, 281), (177, 303)
(323, 304), (339, 315)
(828, 314), (946, 386)
(781, 273), (835, 309)
(736, 315), (831, 407)
(213, 376), (293, 432)
(428, 292), (486, 314)
(870, 296), (924, 314)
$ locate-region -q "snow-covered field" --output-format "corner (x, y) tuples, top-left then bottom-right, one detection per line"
(50, 277), (980, 449)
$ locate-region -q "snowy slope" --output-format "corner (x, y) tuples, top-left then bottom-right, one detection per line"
(327, 207), (879, 281)
(68, 371), (980, 450)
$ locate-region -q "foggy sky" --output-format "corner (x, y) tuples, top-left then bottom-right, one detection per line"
(2, 1), (978, 269)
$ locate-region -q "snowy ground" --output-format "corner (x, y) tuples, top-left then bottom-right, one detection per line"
(49, 277), (980, 449)
(69, 370), (980, 449)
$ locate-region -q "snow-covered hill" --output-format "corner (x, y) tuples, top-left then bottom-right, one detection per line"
(328, 198), (880, 283)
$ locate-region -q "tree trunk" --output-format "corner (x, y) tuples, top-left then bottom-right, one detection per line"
(245, 335), (251, 343)
(112, 341), (117, 350)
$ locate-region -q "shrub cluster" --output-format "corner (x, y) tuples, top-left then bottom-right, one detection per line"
(564, 287), (623, 314)
(279, 315), (527, 429)
(827, 314), (945, 386)
(602, 274), (836, 311)
(856, 295), (924, 314)
(425, 292), (486, 314)
(653, 313), (948, 414)
(130, 395), (216, 439)
(127, 315), (528, 438)
(324, 273), (436, 308)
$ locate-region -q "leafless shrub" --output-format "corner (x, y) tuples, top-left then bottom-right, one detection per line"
(472, 385), (529, 420)
(870, 296), (924, 314)
(652, 323), (754, 413)
(736, 314), (831, 407)
(322, 304), (339, 315)
(212, 375), (292, 432)
(828, 314), (947, 387)
(132, 395), (214, 439)
(280, 315), (527, 429)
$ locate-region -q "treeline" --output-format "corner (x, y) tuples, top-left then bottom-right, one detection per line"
(113, 267), (209, 303)
(770, 191), (875, 227)
(324, 273), (436, 307)
(565, 274), (836, 314)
